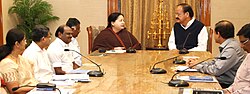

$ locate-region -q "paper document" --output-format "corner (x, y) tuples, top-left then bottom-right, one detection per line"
(49, 80), (75, 86)
(52, 74), (91, 82)
(105, 50), (126, 53)
(176, 66), (198, 72)
(67, 69), (90, 74)
(182, 56), (200, 61)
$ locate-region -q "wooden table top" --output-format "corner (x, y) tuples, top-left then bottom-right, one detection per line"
(74, 50), (222, 94)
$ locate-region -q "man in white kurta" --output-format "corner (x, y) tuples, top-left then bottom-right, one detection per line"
(47, 25), (78, 75)
(22, 25), (53, 82)
(47, 38), (74, 73)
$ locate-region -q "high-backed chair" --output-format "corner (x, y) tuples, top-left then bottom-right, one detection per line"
(207, 27), (213, 53)
(87, 26), (105, 54)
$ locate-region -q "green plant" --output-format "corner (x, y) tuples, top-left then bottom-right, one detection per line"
(8, 0), (59, 45)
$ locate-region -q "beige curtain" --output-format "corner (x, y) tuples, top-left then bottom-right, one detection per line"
(121, 0), (201, 49)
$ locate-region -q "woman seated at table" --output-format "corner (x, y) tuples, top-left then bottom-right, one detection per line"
(92, 12), (141, 51)
(0, 28), (38, 94)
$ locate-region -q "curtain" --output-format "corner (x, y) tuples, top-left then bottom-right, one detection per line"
(120, 0), (201, 49)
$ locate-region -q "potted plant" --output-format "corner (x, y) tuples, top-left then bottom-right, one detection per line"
(8, 0), (59, 45)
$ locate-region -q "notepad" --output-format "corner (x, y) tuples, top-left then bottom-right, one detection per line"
(189, 76), (213, 81)
(177, 76), (217, 82)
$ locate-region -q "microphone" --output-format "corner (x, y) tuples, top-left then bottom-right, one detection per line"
(126, 47), (136, 53)
(126, 31), (136, 53)
(173, 57), (186, 64)
(150, 55), (179, 74)
(98, 48), (106, 53)
(12, 83), (56, 92)
(168, 56), (227, 87)
(64, 49), (104, 77)
(179, 33), (191, 54)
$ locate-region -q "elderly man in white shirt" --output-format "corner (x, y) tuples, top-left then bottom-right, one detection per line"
(66, 18), (82, 66)
(168, 3), (208, 51)
(47, 25), (79, 75)
(22, 25), (53, 82)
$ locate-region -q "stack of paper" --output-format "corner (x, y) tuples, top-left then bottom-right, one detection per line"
(51, 74), (91, 85)
(67, 69), (90, 74)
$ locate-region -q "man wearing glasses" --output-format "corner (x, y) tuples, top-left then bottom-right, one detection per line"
(224, 23), (250, 94)
(22, 25), (53, 82)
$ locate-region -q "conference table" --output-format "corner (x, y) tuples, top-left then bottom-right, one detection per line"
(73, 50), (222, 94)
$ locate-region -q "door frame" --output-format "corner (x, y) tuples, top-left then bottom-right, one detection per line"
(0, 0), (3, 45)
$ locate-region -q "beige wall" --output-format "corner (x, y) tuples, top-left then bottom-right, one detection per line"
(211, 0), (250, 55)
(46, 0), (107, 55)
(2, 0), (107, 55)
(2, 0), (18, 42)
(2, 0), (250, 55)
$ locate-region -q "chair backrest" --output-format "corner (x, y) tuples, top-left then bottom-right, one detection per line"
(207, 27), (213, 53)
(87, 26), (105, 54)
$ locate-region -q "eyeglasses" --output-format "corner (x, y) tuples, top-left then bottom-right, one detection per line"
(240, 39), (249, 45)
(43, 35), (52, 40)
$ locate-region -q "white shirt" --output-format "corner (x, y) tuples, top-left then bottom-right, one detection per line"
(69, 37), (82, 66)
(22, 41), (53, 82)
(168, 18), (208, 51)
(47, 38), (74, 73)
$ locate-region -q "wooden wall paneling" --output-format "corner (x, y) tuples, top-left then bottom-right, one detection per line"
(107, 0), (119, 16)
(0, 0), (3, 45)
(200, 0), (211, 26)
